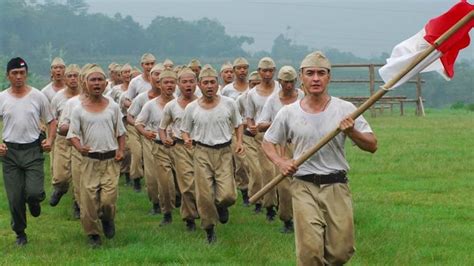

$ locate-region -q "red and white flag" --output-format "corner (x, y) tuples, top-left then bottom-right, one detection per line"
(379, 1), (474, 89)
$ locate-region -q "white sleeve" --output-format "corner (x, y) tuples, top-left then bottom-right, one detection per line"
(114, 104), (127, 137)
(135, 102), (150, 127)
(246, 92), (256, 120)
(39, 93), (54, 123)
(126, 79), (137, 100)
(257, 97), (272, 124)
(180, 105), (193, 134)
(159, 102), (173, 130)
(66, 107), (81, 140)
(229, 100), (242, 128)
(263, 107), (288, 146)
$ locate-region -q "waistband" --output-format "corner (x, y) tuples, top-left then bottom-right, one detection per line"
(196, 140), (231, 149)
(174, 139), (196, 146)
(154, 139), (176, 146)
(4, 138), (41, 150)
(294, 171), (347, 186)
(85, 150), (116, 161)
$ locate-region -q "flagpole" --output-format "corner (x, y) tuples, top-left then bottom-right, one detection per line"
(249, 10), (474, 204)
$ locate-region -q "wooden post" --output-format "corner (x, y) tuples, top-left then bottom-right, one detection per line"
(369, 64), (376, 117)
(416, 74), (423, 116)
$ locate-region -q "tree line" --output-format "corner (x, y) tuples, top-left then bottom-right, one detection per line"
(1, 0), (472, 108)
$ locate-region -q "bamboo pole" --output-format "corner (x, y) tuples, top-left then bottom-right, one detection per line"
(249, 10), (474, 204)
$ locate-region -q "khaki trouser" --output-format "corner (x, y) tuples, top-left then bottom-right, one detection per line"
(254, 133), (277, 208)
(71, 147), (82, 206)
(194, 144), (237, 229)
(277, 144), (293, 222)
(243, 134), (262, 204)
(120, 133), (131, 174)
(2, 143), (45, 234)
(52, 135), (72, 194)
(143, 138), (159, 204)
(152, 142), (176, 214)
(231, 135), (249, 191)
(292, 179), (355, 266)
(80, 156), (120, 236)
(171, 142), (198, 221)
(126, 124), (143, 180)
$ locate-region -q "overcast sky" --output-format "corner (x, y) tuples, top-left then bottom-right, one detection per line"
(86, 0), (473, 59)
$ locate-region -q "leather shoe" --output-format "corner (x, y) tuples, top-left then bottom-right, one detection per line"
(216, 205), (229, 224)
(28, 201), (41, 217)
(160, 212), (172, 226)
(149, 202), (161, 215)
(205, 226), (216, 244)
(16, 232), (27, 246)
(49, 189), (64, 207)
(186, 219), (196, 232)
(102, 220), (115, 239)
(88, 234), (102, 248)
(266, 206), (276, 222)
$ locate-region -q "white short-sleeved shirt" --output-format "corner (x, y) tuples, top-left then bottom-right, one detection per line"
(107, 84), (126, 103)
(126, 75), (151, 101)
(159, 99), (191, 140)
(181, 96), (242, 146)
(257, 89), (305, 124)
(246, 85), (279, 121)
(67, 100), (126, 152)
(135, 98), (165, 141)
(59, 95), (82, 127)
(221, 83), (249, 100)
(0, 87), (54, 143)
(41, 82), (65, 103)
(50, 89), (76, 120)
(264, 97), (373, 176)
(127, 91), (155, 118)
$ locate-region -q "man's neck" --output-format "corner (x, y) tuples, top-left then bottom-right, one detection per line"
(52, 80), (64, 89)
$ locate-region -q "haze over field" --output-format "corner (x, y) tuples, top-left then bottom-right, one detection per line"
(87, 0), (474, 59)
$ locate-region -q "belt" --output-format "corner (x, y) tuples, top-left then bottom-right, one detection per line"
(294, 171), (347, 185)
(243, 130), (255, 137)
(4, 138), (41, 150)
(196, 140), (231, 149)
(86, 150), (116, 160)
(174, 139), (195, 146)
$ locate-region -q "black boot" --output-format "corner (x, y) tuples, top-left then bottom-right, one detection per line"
(124, 173), (131, 186)
(101, 220), (115, 239)
(73, 201), (81, 219)
(216, 205), (229, 224)
(281, 219), (294, 234)
(160, 212), (172, 226)
(133, 178), (141, 192)
(88, 234), (102, 248)
(186, 219), (196, 232)
(149, 202), (161, 215)
(49, 189), (65, 207)
(15, 231), (27, 246)
(241, 189), (249, 207)
(27, 201), (41, 217)
(205, 226), (216, 244)
(254, 203), (262, 214)
(266, 206), (276, 221)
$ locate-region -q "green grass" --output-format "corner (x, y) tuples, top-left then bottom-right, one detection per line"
(0, 109), (473, 265)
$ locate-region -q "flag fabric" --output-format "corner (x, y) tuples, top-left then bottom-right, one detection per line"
(379, 1), (474, 89)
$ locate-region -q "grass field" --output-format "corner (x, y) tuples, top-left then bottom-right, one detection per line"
(0, 109), (473, 265)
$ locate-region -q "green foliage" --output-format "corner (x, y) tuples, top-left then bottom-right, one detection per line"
(466, 103), (474, 112)
(450, 101), (465, 110)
